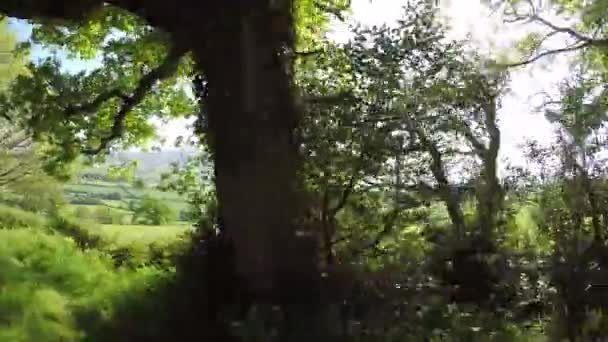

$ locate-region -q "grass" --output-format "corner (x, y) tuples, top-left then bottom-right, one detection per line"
(65, 182), (189, 213)
(91, 224), (193, 247)
(65, 182), (183, 200)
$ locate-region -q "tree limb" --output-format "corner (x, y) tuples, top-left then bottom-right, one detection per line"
(501, 42), (591, 68)
(65, 89), (128, 116)
(303, 91), (354, 105)
(499, 10), (608, 69)
(328, 172), (357, 217)
(293, 49), (324, 58)
(458, 120), (487, 157)
(83, 44), (187, 154)
(313, 0), (347, 22)
(532, 14), (605, 45)
(0, 0), (103, 21)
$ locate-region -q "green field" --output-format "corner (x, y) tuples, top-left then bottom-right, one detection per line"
(65, 181), (189, 213)
(65, 182), (183, 200)
(91, 224), (193, 247)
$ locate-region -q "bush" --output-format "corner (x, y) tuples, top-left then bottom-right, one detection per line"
(178, 209), (192, 222)
(73, 206), (92, 220)
(0, 205), (46, 229)
(132, 197), (175, 225)
(0, 228), (173, 342)
(49, 215), (104, 249)
(92, 206), (126, 225)
(9, 175), (66, 214)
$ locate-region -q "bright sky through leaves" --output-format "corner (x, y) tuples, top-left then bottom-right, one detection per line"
(7, 0), (572, 165)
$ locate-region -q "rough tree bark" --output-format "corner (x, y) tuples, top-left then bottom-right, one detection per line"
(195, 1), (322, 324)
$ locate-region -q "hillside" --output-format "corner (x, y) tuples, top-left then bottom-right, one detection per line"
(80, 148), (200, 184)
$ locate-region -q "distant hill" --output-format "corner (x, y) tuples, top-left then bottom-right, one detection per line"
(80, 148), (201, 183)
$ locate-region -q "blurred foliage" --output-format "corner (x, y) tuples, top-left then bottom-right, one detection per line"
(131, 196), (175, 226)
(8, 174), (66, 214)
(0, 228), (174, 342)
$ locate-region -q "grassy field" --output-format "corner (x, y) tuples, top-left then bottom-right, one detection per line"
(91, 224), (193, 247)
(65, 182), (183, 200)
(65, 181), (189, 213)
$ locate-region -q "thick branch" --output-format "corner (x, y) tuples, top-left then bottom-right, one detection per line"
(501, 12), (608, 68)
(303, 91), (354, 106)
(502, 42), (591, 68)
(328, 173), (356, 217)
(65, 89), (128, 116)
(532, 15), (607, 46)
(415, 126), (466, 234)
(459, 120), (487, 156)
(293, 49), (324, 58)
(313, 0), (347, 21)
(83, 44), (187, 154)
(0, 0), (103, 21)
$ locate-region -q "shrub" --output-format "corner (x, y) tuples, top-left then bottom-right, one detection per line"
(9, 175), (66, 214)
(132, 197), (175, 225)
(0, 205), (46, 229)
(0, 228), (173, 342)
(92, 206), (126, 225)
(49, 215), (104, 250)
(73, 206), (92, 220)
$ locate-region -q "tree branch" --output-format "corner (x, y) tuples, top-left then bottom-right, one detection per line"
(459, 120), (487, 157)
(65, 89), (128, 116)
(532, 14), (604, 45)
(0, 0), (103, 22)
(499, 10), (608, 69)
(313, 0), (347, 22)
(501, 42), (591, 68)
(328, 173), (357, 217)
(303, 91), (354, 105)
(293, 49), (324, 58)
(83, 44), (187, 154)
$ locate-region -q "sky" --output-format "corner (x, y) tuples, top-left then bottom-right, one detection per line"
(7, 0), (575, 166)
(329, 0), (573, 168)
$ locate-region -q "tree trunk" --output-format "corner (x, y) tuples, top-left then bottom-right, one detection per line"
(192, 0), (323, 337)
(476, 99), (502, 237)
(416, 128), (466, 235)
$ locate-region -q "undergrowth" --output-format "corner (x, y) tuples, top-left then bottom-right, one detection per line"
(0, 228), (174, 342)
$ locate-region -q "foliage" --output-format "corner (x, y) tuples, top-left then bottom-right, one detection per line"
(157, 150), (214, 224)
(2, 0), (608, 340)
(0, 18), (41, 188)
(90, 206), (126, 225)
(73, 205), (92, 219)
(0, 204), (46, 230)
(0, 228), (173, 342)
(131, 196), (175, 225)
(9, 175), (66, 214)
(0, 18), (27, 87)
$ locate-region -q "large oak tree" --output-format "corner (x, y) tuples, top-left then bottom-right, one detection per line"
(0, 0), (348, 338)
